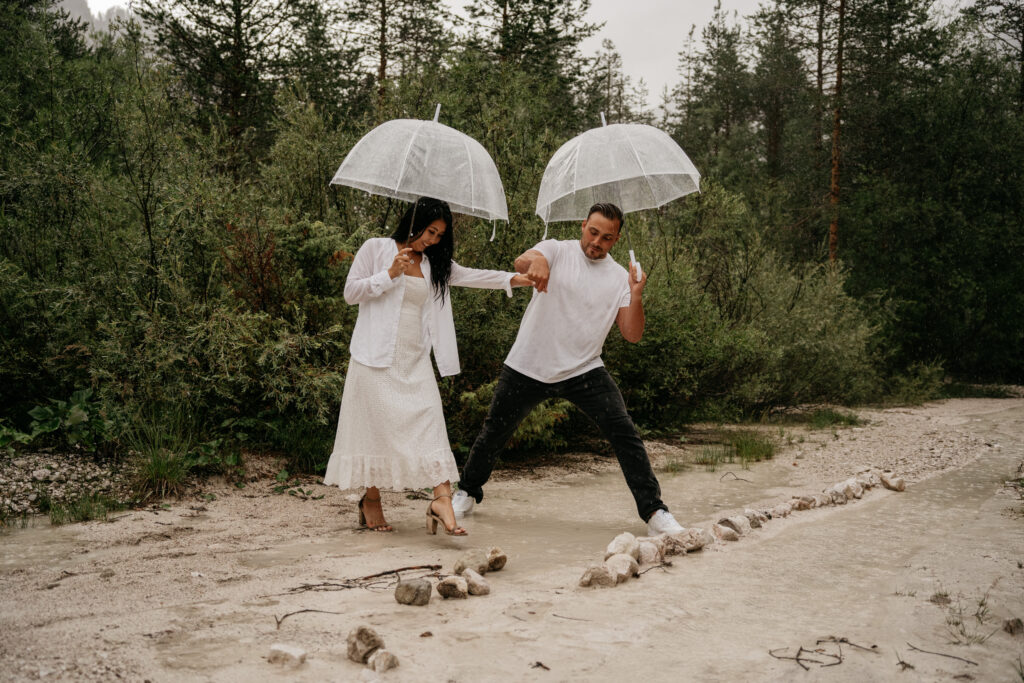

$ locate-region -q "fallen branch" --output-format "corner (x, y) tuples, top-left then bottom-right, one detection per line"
(894, 648), (914, 671)
(720, 471), (752, 483)
(906, 642), (978, 666)
(817, 636), (878, 653)
(769, 646), (824, 671)
(638, 560), (673, 575)
(531, 661), (550, 670)
(275, 609), (345, 630)
(552, 614), (590, 622)
(352, 564), (441, 581)
(279, 564), (442, 595)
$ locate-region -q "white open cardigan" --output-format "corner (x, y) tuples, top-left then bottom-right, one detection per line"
(344, 237), (515, 377)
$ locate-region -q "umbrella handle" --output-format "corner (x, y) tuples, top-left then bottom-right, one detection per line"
(629, 249), (642, 281)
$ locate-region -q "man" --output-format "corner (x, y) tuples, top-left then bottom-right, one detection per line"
(453, 202), (685, 536)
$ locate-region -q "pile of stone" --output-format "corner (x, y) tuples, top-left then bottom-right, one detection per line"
(394, 547), (508, 605)
(0, 452), (132, 516)
(581, 468), (905, 587)
(265, 626), (401, 673)
(579, 527), (714, 588)
(347, 626), (399, 673)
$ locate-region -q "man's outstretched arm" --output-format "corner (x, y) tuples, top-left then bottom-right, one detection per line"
(616, 262), (646, 343)
(515, 249), (550, 292)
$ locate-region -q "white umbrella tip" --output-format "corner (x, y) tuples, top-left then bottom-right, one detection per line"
(433, 104), (441, 122)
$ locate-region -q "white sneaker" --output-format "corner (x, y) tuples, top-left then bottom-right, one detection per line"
(452, 490), (474, 518)
(647, 509), (684, 536)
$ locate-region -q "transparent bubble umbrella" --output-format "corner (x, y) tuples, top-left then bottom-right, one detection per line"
(330, 105), (508, 223)
(535, 115), (701, 274)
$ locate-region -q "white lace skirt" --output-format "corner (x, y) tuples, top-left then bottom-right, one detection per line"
(323, 277), (459, 490)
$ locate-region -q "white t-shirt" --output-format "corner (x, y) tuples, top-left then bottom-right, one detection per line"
(504, 239), (631, 383)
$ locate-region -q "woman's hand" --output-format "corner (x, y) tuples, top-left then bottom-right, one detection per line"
(510, 274), (533, 288)
(388, 247), (414, 279)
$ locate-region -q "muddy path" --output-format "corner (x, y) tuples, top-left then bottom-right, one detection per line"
(1, 399), (1023, 681)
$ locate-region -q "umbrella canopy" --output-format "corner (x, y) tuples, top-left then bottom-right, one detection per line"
(330, 107), (508, 221)
(535, 121), (700, 224)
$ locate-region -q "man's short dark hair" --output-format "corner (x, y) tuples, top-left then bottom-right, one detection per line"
(587, 202), (624, 232)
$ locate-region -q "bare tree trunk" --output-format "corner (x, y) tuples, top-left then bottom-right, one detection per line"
(377, 0), (389, 112)
(815, 0), (825, 147)
(828, 0), (845, 263)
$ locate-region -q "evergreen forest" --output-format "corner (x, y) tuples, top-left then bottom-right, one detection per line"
(2, 0), (1022, 475)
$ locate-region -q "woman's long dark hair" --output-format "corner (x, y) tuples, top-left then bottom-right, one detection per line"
(390, 197), (454, 302)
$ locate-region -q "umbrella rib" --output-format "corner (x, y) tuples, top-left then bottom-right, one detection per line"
(622, 126), (658, 207)
(393, 120), (425, 195)
(461, 135), (476, 215)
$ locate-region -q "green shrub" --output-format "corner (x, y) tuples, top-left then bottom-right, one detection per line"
(884, 361), (945, 405)
(455, 380), (574, 454)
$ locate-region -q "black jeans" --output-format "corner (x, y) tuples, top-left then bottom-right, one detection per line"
(460, 365), (668, 522)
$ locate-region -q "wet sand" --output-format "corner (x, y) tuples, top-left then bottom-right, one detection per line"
(2, 398), (1023, 681)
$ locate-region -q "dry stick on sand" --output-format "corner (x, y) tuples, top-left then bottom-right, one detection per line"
(894, 648), (915, 671)
(280, 564), (443, 595)
(769, 647), (830, 671)
(720, 471), (752, 483)
(817, 636), (879, 654)
(906, 642), (978, 666)
(275, 609), (346, 630)
(638, 561), (674, 575)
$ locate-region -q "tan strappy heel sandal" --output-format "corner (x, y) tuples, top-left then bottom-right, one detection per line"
(358, 493), (394, 532)
(426, 494), (467, 536)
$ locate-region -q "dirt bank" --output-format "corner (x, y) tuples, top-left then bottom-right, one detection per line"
(2, 398), (1023, 681)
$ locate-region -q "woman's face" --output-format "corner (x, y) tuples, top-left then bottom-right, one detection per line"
(410, 218), (447, 252)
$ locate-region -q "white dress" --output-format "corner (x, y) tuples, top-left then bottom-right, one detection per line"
(323, 276), (460, 490)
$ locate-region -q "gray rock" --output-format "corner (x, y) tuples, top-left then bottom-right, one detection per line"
(636, 540), (663, 565)
(604, 532), (640, 561)
(268, 643), (307, 667)
(463, 568), (490, 596)
(453, 550), (489, 576)
(486, 547), (507, 572)
(635, 535), (669, 555)
(394, 578), (431, 606)
(664, 528), (714, 554)
(770, 502), (793, 517)
(812, 493), (832, 507)
(347, 626), (384, 663)
(841, 478), (864, 499)
(436, 575), (469, 599)
(367, 649), (399, 672)
(578, 564), (616, 588)
(604, 553), (639, 583)
(743, 509), (763, 528)
(712, 523), (739, 541)
(32, 469), (50, 482)
(718, 515), (751, 535)
(827, 487), (847, 504)
(880, 473), (905, 492)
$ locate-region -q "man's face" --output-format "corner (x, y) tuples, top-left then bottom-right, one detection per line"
(579, 212), (621, 260)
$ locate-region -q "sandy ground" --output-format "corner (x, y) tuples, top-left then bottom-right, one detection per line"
(2, 398), (1023, 682)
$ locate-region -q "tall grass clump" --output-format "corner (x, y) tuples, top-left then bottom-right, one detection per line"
(694, 445), (731, 472)
(729, 431), (775, 462)
(49, 494), (123, 525)
(126, 404), (196, 501)
(808, 409), (861, 429)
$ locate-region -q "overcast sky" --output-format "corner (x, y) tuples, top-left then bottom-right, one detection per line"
(81, 0), (794, 109)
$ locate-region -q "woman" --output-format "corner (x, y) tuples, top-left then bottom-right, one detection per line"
(324, 197), (527, 535)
